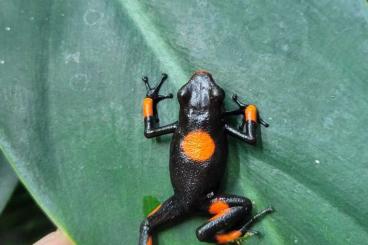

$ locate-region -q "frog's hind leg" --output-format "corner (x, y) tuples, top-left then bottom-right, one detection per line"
(139, 195), (187, 245)
(195, 194), (273, 244)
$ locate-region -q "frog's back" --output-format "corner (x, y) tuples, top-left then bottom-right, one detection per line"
(168, 71), (228, 201)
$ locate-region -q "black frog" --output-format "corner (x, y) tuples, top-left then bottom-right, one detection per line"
(140, 70), (272, 245)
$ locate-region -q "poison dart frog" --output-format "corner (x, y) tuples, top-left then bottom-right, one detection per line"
(140, 70), (273, 245)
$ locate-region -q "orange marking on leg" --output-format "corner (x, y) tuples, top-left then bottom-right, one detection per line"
(146, 236), (153, 245)
(245, 104), (257, 122)
(209, 208), (230, 221)
(147, 204), (161, 217)
(209, 200), (229, 214)
(216, 230), (242, 244)
(181, 130), (215, 162)
(143, 98), (153, 117)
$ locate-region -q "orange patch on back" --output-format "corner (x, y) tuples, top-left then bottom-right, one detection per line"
(209, 200), (229, 214)
(147, 204), (161, 217)
(245, 104), (257, 122)
(143, 97), (153, 117)
(181, 130), (215, 162)
(216, 230), (242, 244)
(146, 236), (153, 245)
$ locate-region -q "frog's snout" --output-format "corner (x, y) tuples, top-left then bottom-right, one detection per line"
(194, 69), (210, 76)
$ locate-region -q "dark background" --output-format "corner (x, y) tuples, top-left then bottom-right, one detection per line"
(0, 184), (54, 245)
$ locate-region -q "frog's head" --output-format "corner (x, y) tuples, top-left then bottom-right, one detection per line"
(177, 70), (225, 111)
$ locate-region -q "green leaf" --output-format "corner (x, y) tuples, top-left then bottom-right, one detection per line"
(1, 0), (368, 245)
(0, 153), (18, 214)
(142, 196), (161, 217)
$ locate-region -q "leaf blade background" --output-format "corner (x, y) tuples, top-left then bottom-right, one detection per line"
(1, 0), (368, 244)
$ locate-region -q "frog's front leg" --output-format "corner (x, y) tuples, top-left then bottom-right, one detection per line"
(224, 104), (258, 145)
(141, 73), (177, 138)
(224, 94), (267, 145)
(139, 195), (188, 245)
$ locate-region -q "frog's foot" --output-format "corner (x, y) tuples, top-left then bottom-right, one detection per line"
(226, 206), (274, 244)
(240, 206), (274, 232)
(232, 94), (247, 108)
(215, 229), (262, 244)
(142, 73), (173, 103)
(228, 230), (260, 245)
(223, 94), (269, 128)
(141, 73), (173, 123)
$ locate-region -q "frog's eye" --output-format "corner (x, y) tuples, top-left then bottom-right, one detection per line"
(177, 87), (190, 104)
(211, 87), (225, 102)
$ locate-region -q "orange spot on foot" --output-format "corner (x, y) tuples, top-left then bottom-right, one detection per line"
(181, 130), (215, 162)
(245, 104), (257, 122)
(147, 236), (152, 245)
(216, 230), (242, 244)
(209, 200), (229, 215)
(147, 204), (161, 217)
(143, 98), (153, 117)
